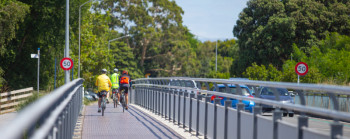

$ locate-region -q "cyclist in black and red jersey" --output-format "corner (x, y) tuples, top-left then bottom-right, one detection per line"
(118, 70), (131, 110)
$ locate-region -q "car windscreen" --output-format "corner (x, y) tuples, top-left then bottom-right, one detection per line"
(218, 87), (251, 96)
(261, 87), (290, 96)
(185, 81), (194, 88)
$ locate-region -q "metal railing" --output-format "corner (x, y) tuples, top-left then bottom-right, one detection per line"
(131, 77), (350, 139)
(0, 79), (84, 139)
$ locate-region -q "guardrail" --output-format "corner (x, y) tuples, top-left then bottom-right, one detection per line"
(0, 87), (33, 114)
(0, 79), (84, 139)
(131, 77), (350, 139)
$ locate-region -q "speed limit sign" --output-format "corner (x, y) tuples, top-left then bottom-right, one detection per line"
(295, 62), (308, 76)
(60, 57), (73, 70)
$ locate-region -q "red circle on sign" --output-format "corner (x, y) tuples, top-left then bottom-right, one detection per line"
(295, 62), (308, 76)
(60, 57), (73, 70)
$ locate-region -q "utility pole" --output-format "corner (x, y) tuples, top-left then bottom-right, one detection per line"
(215, 40), (217, 72)
(37, 48), (40, 94)
(65, 0), (70, 83)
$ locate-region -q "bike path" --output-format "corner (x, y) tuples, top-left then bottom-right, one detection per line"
(82, 102), (184, 139)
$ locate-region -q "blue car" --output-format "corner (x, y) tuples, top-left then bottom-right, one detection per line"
(211, 84), (255, 112)
(258, 87), (294, 117)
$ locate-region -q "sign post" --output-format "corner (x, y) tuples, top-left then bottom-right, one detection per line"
(60, 57), (74, 71)
(31, 48), (40, 94)
(295, 62), (309, 84)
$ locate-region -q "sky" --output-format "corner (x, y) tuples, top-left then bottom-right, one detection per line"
(174, 0), (250, 42)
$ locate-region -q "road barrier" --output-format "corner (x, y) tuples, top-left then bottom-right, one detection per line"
(0, 79), (84, 139)
(0, 87), (33, 114)
(131, 77), (350, 139)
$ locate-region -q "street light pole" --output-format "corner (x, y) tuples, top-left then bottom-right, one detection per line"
(107, 35), (130, 71)
(108, 35), (130, 51)
(215, 40), (217, 72)
(65, 0), (70, 83)
(78, 0), (93, 78)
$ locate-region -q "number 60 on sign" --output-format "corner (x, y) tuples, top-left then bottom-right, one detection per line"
(60, 57), (73, 70)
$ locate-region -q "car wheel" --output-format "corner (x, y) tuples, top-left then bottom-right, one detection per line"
(283, 113), (288, 117)
(288, 113), (294, 117)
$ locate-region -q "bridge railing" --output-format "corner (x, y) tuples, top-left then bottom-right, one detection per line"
(0, 79), (84, 139)
(131, 77), (350, 139)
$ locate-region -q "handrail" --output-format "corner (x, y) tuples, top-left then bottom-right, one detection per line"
(132, 77), (350, 139)
(133, 77), (350, 95)
(0, 79), (84, 139)
(134, 83), (350, 122)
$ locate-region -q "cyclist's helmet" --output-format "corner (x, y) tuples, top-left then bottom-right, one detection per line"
(114, 68), (118, 72)
(101, 69), (107, 73)
(122, 70), (128, 75)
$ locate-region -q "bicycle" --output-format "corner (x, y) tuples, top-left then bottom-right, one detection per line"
(101, 91), (108, 116)
(120, 89), (127, 112)
(112, 89), (118, 108)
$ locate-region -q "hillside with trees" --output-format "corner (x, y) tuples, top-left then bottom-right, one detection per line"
(0, 0), (349, 92)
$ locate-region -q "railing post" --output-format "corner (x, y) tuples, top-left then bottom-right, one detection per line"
(224, 100), (232, 139)
(204, 96), (209, 139)
(168, 89), (172, 121)
(330, 122), (343, 139)
(173, 90), (176, 123)
(158, 88), (161, 115)
(298, 115), (308, 139)
(189, 93), (194, 133)
(161, 88), (164, 117)
(213, 98), (221, 139)
(178, 91), (182, 126)
(273, 109), (282, 139)
(165, 89), (168, 119)
(152, 88), (155, 113)
(196, 95), (203, 137)
(253, 106), (262, 139)
(237, 103), (245, 139)
(183, 92), (187, 129)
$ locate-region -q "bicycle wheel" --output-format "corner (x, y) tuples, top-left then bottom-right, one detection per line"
(122, 93), (127, 112)
(102, 97), (106, 116)
(113, 94), (117, 108)
(120, 94), (124, 112)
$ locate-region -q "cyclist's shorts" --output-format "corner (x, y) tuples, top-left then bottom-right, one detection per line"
(97, 91), (108, 98)
(120, 86), (128, 94)
(112, 89), (118, 94)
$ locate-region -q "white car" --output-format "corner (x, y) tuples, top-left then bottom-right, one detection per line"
(168, 79), (200, 96)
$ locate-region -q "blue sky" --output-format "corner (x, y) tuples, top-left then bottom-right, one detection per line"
(174, 0), (249, 41)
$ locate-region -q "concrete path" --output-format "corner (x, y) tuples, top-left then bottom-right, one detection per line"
(82, 102), (184, 139)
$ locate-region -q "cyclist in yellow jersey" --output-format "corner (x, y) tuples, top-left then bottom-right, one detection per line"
(95, 69), (112, 112)
(110, 68), (120, 105)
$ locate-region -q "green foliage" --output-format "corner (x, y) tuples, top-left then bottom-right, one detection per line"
(16, 92), (43, 111)
(0, 0), (29, 87)
(232, 0), (350, 76)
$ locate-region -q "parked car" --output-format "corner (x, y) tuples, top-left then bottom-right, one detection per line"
(258, 87), (294, 117)
(211, 84), (255, 112)
(84, 91), (94, 101)
(168, 79), (200, 96)
(88, 91), (98, 100)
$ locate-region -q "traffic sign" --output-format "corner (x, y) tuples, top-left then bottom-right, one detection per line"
(295, 62), (308, 76)
(60, 57), (73, 70)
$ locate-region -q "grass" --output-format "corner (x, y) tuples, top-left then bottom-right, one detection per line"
(16, 92), (46, 111)
(83, 98), (97, 105)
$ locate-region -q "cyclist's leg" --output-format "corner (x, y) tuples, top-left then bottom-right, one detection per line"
(125, 87), (129, 109)
(116, 88), (121, 104)
(97, 92), (102, 112)
(118, 88), (121, 103)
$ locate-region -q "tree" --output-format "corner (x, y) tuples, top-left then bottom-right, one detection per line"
(232, 0), (350, 76)
(0, 0), (29, 89)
